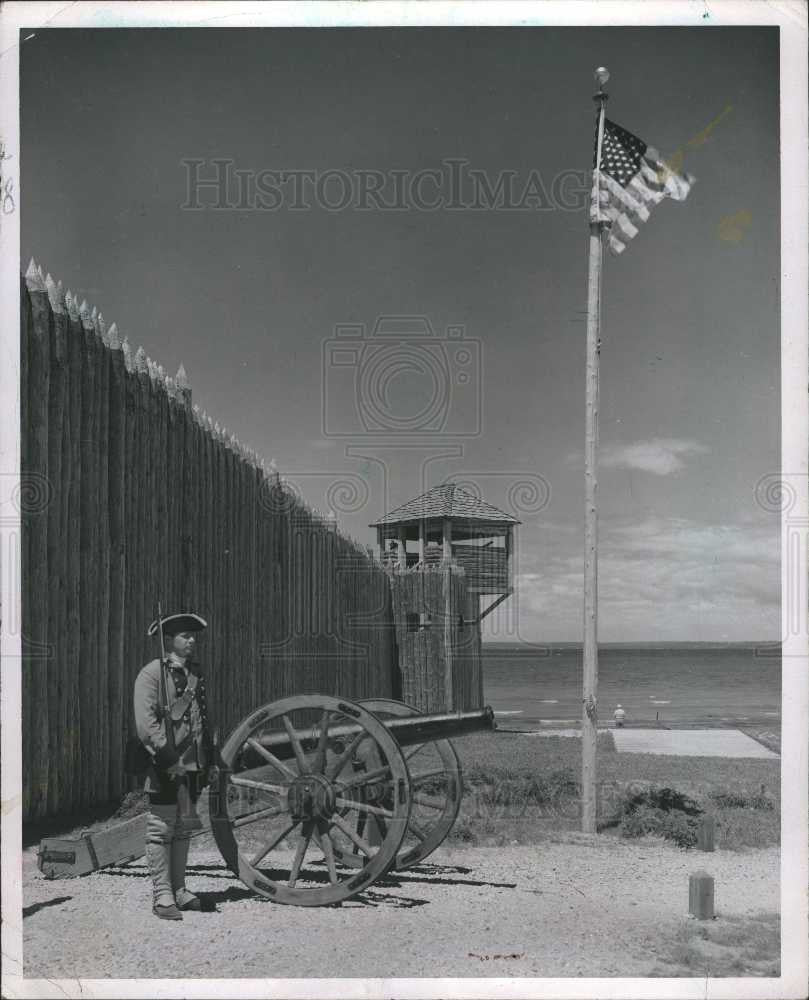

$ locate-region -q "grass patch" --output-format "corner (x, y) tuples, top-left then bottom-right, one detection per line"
(449, 731), (780, 850)
(619, 803), (700, 848)
(650, 912), (780, 977)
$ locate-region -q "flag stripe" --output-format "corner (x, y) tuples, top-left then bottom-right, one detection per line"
(602, 174), (651, 222)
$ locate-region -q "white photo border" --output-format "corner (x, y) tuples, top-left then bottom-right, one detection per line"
(1, 2), (806, 998)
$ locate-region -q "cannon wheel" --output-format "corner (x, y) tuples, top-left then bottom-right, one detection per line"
(209, 694), (411, 906)
(330, 698), (463, 872)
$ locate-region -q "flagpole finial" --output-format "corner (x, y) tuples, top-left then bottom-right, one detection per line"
(594, 66), (610, 92)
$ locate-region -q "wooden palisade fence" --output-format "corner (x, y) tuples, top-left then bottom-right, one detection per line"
(20, 261), (397, 821)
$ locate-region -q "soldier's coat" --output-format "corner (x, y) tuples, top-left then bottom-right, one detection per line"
(133, 654), (207, 792)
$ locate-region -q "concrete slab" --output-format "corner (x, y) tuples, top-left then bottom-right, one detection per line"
(519, 728), (589, 738)
(611, 728), (778, 759)
(517, 728), (779, 758)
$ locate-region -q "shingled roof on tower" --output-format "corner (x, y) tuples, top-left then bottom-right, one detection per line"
(369, 482), (520, 527)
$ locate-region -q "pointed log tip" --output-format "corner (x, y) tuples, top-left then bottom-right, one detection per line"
(24, 257), (46, 292)
(80, 308), (95, 332)
(45, 273), (66, 313)
(175, 363), (189, 389)
(66, 292), (81, 322)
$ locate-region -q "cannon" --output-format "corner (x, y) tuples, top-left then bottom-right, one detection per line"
(207, 694), (496, 906)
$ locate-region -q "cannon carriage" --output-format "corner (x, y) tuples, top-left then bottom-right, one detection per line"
(208, 694), (495, 906)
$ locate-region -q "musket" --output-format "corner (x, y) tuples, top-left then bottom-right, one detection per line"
(155, 601), (194, 818)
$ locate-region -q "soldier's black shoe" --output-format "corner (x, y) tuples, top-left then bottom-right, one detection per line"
(153, 902), (183, 920)
(175, 889), (202, 911)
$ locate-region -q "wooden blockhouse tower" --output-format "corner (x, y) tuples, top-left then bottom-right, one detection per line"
(371, 482), (519, 622)
(370, 484), (519, 712)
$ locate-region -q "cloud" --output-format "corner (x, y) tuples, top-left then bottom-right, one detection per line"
(599, 438), (710, 475)
(497, 513), (780, 641)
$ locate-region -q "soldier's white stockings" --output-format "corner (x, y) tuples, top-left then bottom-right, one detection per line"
(170, 834), (192, 900)
(171, 800), (202, 908)
(146, 804), (178, 909)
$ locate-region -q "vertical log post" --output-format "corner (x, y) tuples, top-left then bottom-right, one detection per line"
(442, 518), (453, 711)
(688, 871), (715, 920)
(22, 269), (51, 818)
(106, 325), (126, 799)
(397, 525), (406, 569)
(44, 284), (67, 814)
(697, 814), (716, 852)
(88, 304), (111, 804)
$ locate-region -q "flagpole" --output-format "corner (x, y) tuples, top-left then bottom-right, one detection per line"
(582, 66), (609, 835)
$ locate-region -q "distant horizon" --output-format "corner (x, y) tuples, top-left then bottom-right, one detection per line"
(481, 639), (781, 648)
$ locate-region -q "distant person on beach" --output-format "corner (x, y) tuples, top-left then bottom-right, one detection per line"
(613, 704), (626, 728)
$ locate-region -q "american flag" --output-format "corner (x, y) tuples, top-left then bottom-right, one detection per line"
(591, 118), (695, 255)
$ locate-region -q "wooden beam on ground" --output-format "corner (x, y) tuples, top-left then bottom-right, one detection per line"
(37, 814), (207, 879)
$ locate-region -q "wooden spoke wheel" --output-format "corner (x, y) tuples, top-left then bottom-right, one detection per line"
(329, 698), (462, 872)
(209, 695), (411, 906)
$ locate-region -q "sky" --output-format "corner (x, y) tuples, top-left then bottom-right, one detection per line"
(21, 26), (780, 643)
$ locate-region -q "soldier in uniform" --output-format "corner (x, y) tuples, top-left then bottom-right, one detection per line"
(133, 612), (211, 920)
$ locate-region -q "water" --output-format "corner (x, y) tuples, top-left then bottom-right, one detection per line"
(482, 643), (782, 728)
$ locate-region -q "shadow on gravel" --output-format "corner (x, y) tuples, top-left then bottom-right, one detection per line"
(23, 896), (72, 918)
(194, 887), (255, 912)
(101, 862), (236, 880)
(348, 889), (429, 908)
(90, 861), (516, 912)
(372, 866), (518, 892)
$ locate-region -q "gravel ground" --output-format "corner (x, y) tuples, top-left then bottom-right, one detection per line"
(22, 836), (779, 980)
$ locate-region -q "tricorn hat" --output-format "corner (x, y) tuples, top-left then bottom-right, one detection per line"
(147, 612), (208, 637)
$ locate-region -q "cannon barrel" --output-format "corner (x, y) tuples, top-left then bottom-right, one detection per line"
(252, 705), (496, 757)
